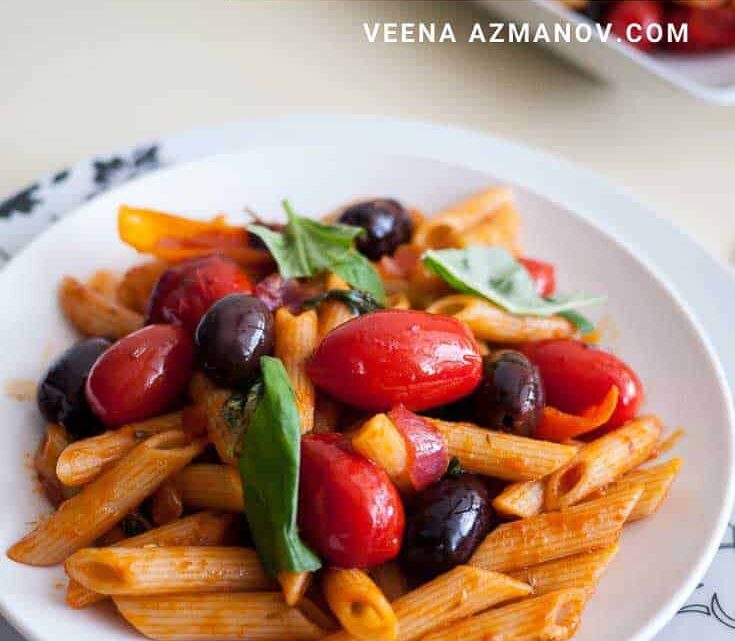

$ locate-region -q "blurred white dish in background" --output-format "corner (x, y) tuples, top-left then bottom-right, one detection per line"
(483, 0), (735, 104)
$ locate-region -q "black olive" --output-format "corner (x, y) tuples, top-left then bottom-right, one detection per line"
(471, 350), (545, 437)
(37, 338), (110, 438)
(195, 294), (274, 388)
(400, 475), (495, 580)
(338, 199), (413, 260)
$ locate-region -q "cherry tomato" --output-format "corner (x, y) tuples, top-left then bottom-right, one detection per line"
(606, 0), (665, 52)
(388, 406), (448, 492)
(519, 258), (556, 297)
(665, 5), (735, 52)
(86, 324), (193, 427)
(299, 434), (405, 568)
(522, 339), (644, 430)
(146, 255), (253, 333)
(308, 310), (482, 412)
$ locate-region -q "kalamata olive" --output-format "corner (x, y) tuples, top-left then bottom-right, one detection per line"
(400, 475), (494, 580)
(337, 199), (413, 260)
(195, 294), (274, 388)
(471, 350), (545, 437)
(37, 338), (111, 438)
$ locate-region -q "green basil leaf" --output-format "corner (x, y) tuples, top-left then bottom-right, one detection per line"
(303, 289), (384, 316)
(239, 356), (321, 576)
(422, 246), (605, 317)
(557, 309), (596, 335)
(444, 456), (463, 479)
(248, 200), (385, 303)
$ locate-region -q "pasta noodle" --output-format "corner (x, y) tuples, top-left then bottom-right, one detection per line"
(318, 273), (354, 338)
(116, 260), (168, 313)
(56, 412), (183, 486)
(174, 464), (245, 513)
(35, 423), (76, 507)
(8, 431), (204, 566)
(420, 588), (587, 641)
(509, 544), (619, 596)
(66, 511), (233, 609)
(322, 568), (397, 641)
(426, 294), (574, 343)
(66, 546), (274, 595)
(492, 478), (546, 519)
(545, 416), (662, 510)
(149, 480), (184, 526)
(278, 571), (312, 607)
(320, 565), (531, 641)
(275, 308), (318, 433)
(470, 485), (643, 573)
(114, 593), (325, 641)
(412, 187), (517, 251)
(428, 418), (577, 481)
(189, 372), (241, 464)
(586, 457), (683, 522)
(59, 275), (143, 340)
(350, 413), (410, 491)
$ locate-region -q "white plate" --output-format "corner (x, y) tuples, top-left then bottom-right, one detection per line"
(483, 0), (735, 105)
(0, 137), (733, 641)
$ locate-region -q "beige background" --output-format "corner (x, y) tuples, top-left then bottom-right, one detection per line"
(1, 0), (733, 262)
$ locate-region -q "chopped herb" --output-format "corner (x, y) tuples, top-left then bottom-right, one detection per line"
(303, 289), (384, 316)
(444, 456), (463, 479)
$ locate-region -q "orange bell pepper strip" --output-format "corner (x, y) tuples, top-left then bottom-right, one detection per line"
(118, 206), (273, 266)
(535, 385), (619, 442)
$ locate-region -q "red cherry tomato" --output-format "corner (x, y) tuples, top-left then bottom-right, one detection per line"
(606, 0), (665, 52)
(666, 5), (735, 52)
(522, 339), (644, 430)
(519, 258), (556, 297)
(86, 324), (193, 427)
(388, 406), (448, 492)
(146, 255), (253, 333)
(308, 310), (482, 412)
(299, 434), (404, 568)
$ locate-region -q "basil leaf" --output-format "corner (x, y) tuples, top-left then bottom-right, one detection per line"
(423, 246), (605, 317)
(239, 356), (321, 576)
(303, 289), (384, 316)
(444, 456), (463, 479)
(249, 200), (385, 302)
(557, 310), (596, 335)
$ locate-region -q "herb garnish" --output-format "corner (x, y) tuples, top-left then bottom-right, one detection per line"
(249, 200), (385, 303)
(423, 246), (604, 332)
(238, 356), (321, 576)
(303, 289), (384, 316)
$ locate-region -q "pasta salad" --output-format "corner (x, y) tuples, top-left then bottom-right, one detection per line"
(8, 188), (682, 641)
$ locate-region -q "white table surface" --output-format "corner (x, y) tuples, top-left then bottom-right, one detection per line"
(1, 2), (734, 641)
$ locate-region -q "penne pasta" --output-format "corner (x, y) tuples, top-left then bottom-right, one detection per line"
(114, 593), (324, 641)
(470, 485), (643, 573)
(8, 431), (205, 566)
(386, 292), (411, 309)
(421, 588), (587, 641)
(86, 269), (120, 300)
(413, 187), (516, 250)
(278, 571), (312, 607)
(174, 464), (245, 513)
(275, 308), (318, 433)
(59, 275), (143, 340)
(318, 273), (354, 338)
(35, 423), (76, 507)
(586, 457), (683, 522)
(66, 546), (274, 595)
(426, 294), (574, 343)
(454, 201), (520, 252)
(322, 568), (397, 641)
(428, 418), (577, 481)
(509, 544), (619, 596)
(492, 478), (546, 519)
(116, 260), (169, 313)
(189, 372), (241, 465)
(56, 412), (183, 486)
(545, 416), (662, 510)
(320, 565), (531, 641)
(66, 511), (233, 609)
